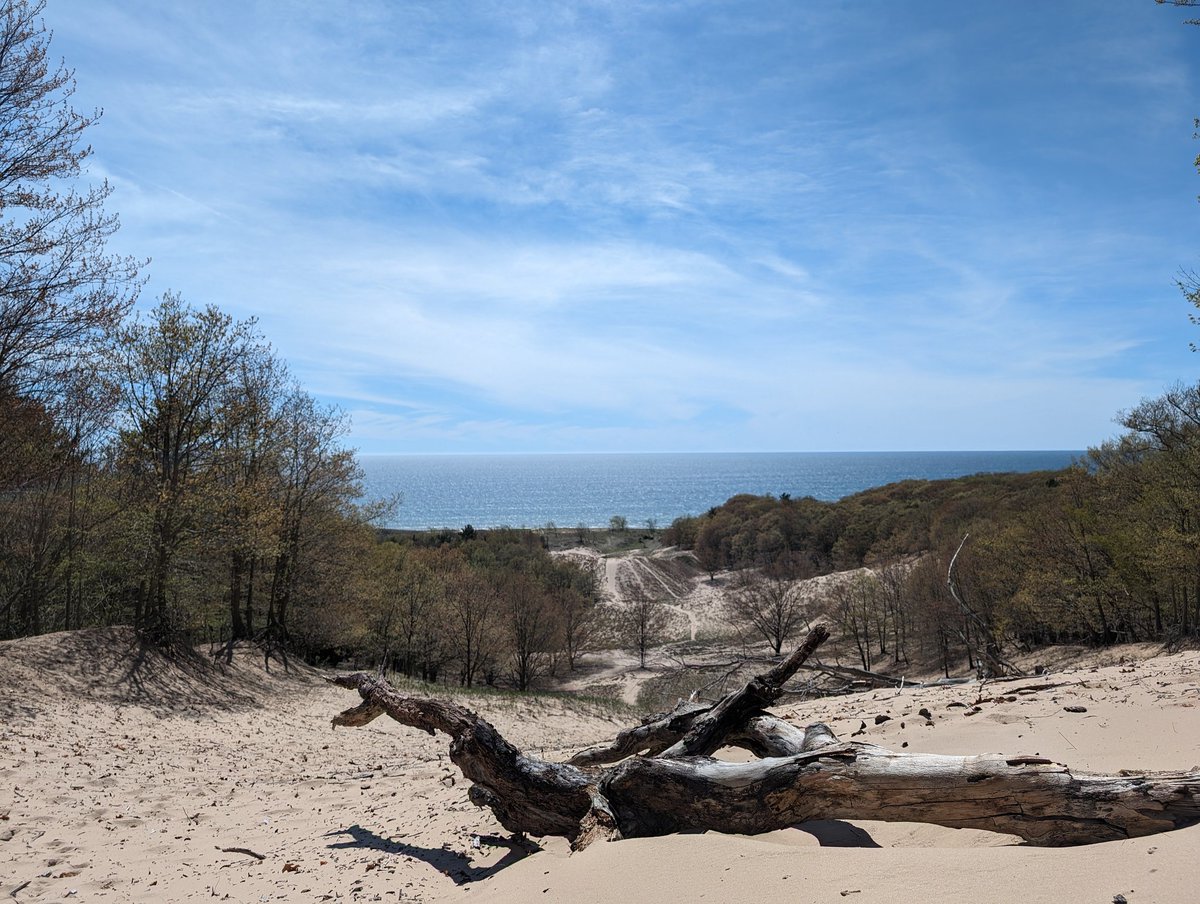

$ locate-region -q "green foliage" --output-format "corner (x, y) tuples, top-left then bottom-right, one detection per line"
(677, 409), (1200, 659)
(361, 527), (600, 689)
(670, 474), (1063, 578)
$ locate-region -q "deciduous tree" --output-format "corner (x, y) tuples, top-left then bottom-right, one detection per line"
(725, 570), (808, 656)
(0, 0), (141, 404)
(110, 294), (259, 635)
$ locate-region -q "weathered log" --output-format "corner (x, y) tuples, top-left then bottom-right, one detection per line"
(328, 673), (592, 837)
(326, 628), (1200, 848)
(567, 703), (812, 766)
(599, 737), (1200, 845)
(660, 623), (829, 758)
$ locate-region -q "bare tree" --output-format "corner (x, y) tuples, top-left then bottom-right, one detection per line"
(556, 579), (598, 672)
(625, 588), (669, 668)
(875, 559), (911, 665)
(0, 0), (142, 403)
(822, 572), (882, 671)
(725, 570), (809, 656)
(447, 569), (498, 687)
(503, 572), (556, 691)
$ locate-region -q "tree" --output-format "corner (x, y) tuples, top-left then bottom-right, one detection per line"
(110, 294), (260, 636)
(214, 342), (289, 652)
(502, 572), (556, 691)
(725, 570), (809, 656)
(0, 0), (141, 640)
(822, 572), (883, 671)
(0, 0), (141, 404)
(372, 545), (448, 681)
(625, 588), (669, 668)
(264, 386), (366, 648)
(555, 575), (598, 672)
(446, 564), (498, 687)
(609, 515), (627, 532)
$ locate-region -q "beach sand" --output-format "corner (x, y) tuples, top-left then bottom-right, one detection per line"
(2, 625), (1198, 903)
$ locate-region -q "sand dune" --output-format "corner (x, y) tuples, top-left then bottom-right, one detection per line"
(2, 626), (1198, 903)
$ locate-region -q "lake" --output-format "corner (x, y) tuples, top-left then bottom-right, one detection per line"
(358, 450), (1080, 531)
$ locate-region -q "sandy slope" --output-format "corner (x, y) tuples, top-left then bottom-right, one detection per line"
(2, 626), (1199, 903)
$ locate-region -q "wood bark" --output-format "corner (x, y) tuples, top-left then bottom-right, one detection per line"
(328, 673), (591, 837)
(328, 626), (1200, 848)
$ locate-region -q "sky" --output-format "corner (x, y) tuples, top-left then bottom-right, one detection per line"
(45, 1), (1200, 454)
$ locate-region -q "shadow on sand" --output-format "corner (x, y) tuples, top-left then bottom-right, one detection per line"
(796, 819), (882, 848)
(325, 824), (541, 884)
(0, 625), (320, 718)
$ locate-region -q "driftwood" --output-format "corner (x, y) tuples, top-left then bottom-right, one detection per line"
(329, 626), (1200, 848)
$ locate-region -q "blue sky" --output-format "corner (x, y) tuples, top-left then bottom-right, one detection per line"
(49, 1), (1200, 453)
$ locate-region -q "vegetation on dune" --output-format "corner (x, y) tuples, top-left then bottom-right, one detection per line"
(663, 390), (1200, 672)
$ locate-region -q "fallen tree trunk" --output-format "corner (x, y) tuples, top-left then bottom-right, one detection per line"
(600, 740), (1200, 845)
(328, 626), (1200, 848)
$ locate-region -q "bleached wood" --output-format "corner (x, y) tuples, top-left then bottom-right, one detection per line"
(600, 738), (1200, 845)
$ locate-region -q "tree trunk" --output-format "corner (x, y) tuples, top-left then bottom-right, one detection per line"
(328, 626), (1200, 849)
(598, 739), (1200, 845)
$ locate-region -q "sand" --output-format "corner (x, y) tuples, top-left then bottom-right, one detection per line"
(2, 625), (1199, 903)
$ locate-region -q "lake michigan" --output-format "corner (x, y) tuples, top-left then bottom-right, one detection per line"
(359, 450), (1081, 531)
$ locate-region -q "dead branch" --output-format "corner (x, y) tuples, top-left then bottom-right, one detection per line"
(660, 624), (829, 757)
(947, 534), (1023, 678)
(328, 673), (592, 837)
(567, 703), (813, 767)
(219, 846), (267, 861)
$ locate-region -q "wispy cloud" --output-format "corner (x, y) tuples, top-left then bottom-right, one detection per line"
(48, 0), (1200, 452)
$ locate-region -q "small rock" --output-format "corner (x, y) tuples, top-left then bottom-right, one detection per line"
(918, 708), (932, 720)
(1113, 895), (1128, 904)
(874, 715), (891, 725)
(1064, 706), (1088, 714)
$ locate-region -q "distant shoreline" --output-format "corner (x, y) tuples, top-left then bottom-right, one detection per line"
(357, 449), (1082, 531)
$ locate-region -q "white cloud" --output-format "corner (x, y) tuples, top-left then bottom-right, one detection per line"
(46, 0), (1200, 454)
